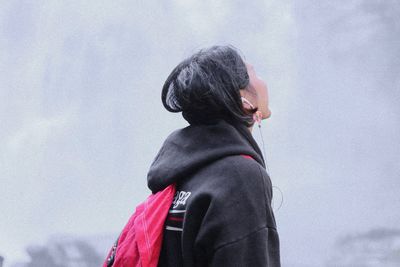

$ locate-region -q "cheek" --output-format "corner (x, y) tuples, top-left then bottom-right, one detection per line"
(256, 80), (268, 106)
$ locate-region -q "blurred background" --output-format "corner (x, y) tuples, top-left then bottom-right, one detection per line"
(1, 0), (399, 266)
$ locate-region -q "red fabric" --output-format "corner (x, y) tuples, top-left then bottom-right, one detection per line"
(104, 183), (176, 267)
(241, 154), (254, 160)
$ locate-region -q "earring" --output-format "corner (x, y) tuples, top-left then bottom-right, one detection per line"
(253, 111), (262, 127)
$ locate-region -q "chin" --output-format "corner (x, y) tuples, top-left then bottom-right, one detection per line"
(264, 110), (272, 119)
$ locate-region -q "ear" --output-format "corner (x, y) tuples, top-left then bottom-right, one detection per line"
(241, 96), (255, 109)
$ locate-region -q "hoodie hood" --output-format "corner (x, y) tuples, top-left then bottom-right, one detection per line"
(147, 119), (265, 193)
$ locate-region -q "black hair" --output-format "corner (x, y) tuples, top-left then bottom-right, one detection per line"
(161, 45), (258, 127)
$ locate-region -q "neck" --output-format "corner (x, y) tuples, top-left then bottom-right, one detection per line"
(248, 121), (258, 133)
(230, 120), (266, 168)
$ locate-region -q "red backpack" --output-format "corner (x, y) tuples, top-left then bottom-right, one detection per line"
(103, 183), (176, 267)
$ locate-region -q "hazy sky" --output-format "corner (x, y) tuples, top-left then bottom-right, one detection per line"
(1, 1), (399, 266)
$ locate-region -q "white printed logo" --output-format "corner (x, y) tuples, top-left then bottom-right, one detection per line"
(172, 190), (191, 208)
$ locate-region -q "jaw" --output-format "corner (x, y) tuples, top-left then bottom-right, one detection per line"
(263, 109), (272, 119)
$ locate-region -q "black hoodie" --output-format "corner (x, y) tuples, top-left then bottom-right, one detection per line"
(147, 119), (281, 267)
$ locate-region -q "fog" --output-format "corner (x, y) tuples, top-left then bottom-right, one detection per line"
(1, 1), (399, 266)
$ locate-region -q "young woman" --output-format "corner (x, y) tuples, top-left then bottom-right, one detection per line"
(148, 45), (281, 266)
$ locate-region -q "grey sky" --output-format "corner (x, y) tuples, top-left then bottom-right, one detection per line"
(1, 1), (399, 266)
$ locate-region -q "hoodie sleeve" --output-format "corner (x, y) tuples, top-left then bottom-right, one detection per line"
(191, 157), (281, 267)
(209, 226), (280, 267)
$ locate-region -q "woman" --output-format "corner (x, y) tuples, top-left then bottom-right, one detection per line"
(148, 45), (280, 266)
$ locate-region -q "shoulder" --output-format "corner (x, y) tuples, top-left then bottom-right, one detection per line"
(178, 154), (270, 205)
(202, 154), (270, 196)
(186, 155), (272, 252)
(187, 154), (269, 215)
(192, 154), (276, 229)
